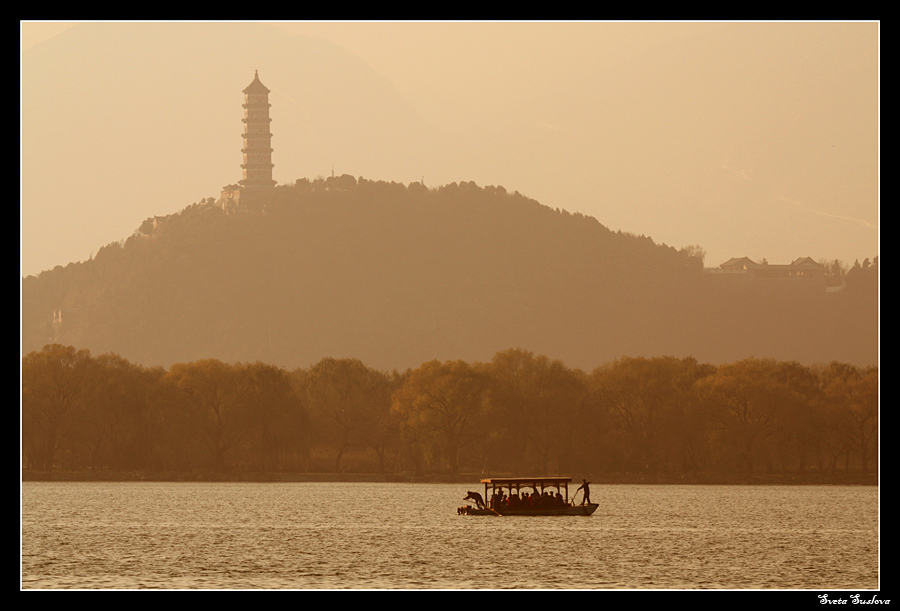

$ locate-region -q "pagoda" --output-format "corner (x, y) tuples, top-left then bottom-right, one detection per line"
(240, 70), (275, 188)
(219, 71), (275, 208)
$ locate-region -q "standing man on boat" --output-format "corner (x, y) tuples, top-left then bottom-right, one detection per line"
(575, 479), (591, 505)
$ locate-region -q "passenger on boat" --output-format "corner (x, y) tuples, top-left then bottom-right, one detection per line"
(575, 479), (591, 505)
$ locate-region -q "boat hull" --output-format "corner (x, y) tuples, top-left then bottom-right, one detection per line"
(459, 503), (598, 516)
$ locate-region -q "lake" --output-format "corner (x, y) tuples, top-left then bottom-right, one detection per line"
(20, 481), (878, 590)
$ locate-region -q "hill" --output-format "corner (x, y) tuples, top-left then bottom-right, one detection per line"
(22, 22), (878, 279)
(21, 176), (878, 371)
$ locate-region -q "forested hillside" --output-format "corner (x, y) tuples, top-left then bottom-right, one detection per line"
(21, 175), (878, 371)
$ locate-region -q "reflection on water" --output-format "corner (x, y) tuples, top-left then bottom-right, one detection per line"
(21, 482), (878, 589)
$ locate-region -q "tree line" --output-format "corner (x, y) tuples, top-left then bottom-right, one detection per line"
(22, 344), (877, 479)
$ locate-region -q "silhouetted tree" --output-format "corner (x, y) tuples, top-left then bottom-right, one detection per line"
(696, 358), (808, 475)
(240, 362), (311, 472)
(165, 359), (250, 472)
(590, 356), (711, 474)
(301, 358), (393, 473)
(22, 344), (93, 471)
(77, 353), (157, 470)
(820, 363), (878, 475)
(392, 360), (491, 475)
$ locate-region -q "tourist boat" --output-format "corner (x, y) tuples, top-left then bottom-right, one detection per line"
(458, 476), (599, 516)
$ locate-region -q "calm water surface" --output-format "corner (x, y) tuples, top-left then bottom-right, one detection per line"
(21, 482), (878, 589)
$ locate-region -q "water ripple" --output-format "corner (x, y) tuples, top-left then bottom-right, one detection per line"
(22, 482), (878, 589)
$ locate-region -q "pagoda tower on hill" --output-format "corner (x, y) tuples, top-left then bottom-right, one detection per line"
(240, 70), (275, 188)
(219, 71), (275, 208)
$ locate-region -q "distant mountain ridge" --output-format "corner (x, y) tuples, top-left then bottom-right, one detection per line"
(21, 176), (877, 371)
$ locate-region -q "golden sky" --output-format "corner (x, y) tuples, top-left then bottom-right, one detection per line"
(21, 21), (879, 277)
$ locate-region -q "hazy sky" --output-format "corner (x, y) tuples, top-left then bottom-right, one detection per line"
(21, 21), (879, 277)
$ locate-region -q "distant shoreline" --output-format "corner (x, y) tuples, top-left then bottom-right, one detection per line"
(21, 470), (877, 486)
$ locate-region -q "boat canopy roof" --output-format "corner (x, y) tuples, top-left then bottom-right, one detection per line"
(480, 477), (573, 486)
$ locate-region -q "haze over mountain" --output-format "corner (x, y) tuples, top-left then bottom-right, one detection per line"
(22, 22), (878, 280)
(21, 177), (877, 371)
